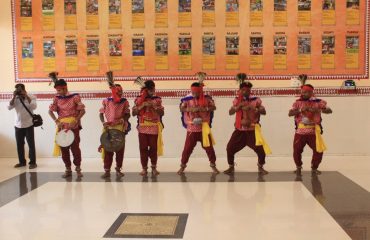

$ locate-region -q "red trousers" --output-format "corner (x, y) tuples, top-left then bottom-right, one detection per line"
(181, 131), (216, 165)
(104, 144), (125, 171)
(61, 128), (82, 168)
(226, 130), (266, 166)
(139, 133), (158, 168)
(293, 133), (323, 169)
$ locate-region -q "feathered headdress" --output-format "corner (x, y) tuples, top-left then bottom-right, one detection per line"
(134, 76), (146, 88)
(106, 71), (114, 88)
(134, 76), (148, 105)
(195, 72), (207, 106)
(235, 73), (250, 129)
(106, 71), (122, 103)
(236, 73), (247, 85)
(48, 72), (67, 89)
(48, 72), (59, 86)
(196, 72), (207, 85)
(298, 74), (308, 86)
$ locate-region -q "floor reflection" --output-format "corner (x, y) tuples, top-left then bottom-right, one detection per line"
(0, 171), (370, 240)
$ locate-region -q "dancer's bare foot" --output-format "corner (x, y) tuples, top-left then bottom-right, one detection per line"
(210, 164), (220, 174)
(140, 168), (148, 176)
(75, 167), (83, 178)
(177, 164), (186, 175)
(151, 166), (160, 176)
(62, 168), (72, 178)
(223, 165), (235, 174)
(115, 167), (125, 177)
(101, 171), (110, 179)
(258, 164), (269, 175)
(294, 167), (302, 176)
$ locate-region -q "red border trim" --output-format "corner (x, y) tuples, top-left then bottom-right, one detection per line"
(1, 87), (369, 101)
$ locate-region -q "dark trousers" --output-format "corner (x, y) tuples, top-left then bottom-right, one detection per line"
(180, 131), (216, 165)
(15, 126), (36, 164)
(139, 133), (158, 168)
(104, 145), (125, 171)
(226, 129), (266, 166)
(293, 133), (323, 169)
(61, 128), (82, 168)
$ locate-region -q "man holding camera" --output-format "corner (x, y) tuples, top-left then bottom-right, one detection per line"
(7, 84), (37, 169)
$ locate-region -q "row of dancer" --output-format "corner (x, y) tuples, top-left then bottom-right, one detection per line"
(46, 72), (332, 179)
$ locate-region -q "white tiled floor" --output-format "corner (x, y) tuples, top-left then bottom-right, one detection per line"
(0, 182), (350, 240)
(0, 156), (369, 239)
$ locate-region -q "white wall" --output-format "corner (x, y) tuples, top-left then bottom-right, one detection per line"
(1, 96), (369, 159)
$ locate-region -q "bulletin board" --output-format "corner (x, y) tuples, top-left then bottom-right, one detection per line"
(12, 0), (370, 82)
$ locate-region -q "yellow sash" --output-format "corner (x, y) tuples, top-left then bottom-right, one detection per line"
(140, 120), (164, 156)
(53, 117), (77, 157)
(255, 124), (272, 155)
(298, 123), (327, 153)
(202, 122), (216, 147)
(100, 124), (124, 160)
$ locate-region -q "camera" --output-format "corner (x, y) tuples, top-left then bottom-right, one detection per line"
(15, 87), (23, 96)
(14, 84), (25, 97)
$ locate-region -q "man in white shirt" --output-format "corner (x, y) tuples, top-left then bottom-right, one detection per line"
(7, 84), (37, 169)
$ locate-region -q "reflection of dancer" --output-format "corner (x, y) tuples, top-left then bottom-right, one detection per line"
(132, 78), (164, 177)
(178, 72), (219, 175)
(100, 72), (130, 178)
(310, 172), (325, 204)
(224, 74), (270, 175)
(48, 72), (86, 178)
(288, 77), (332, 176)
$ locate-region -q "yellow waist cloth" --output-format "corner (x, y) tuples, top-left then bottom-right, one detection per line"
(100, 124), (124, 160)
(140, 120), (164, 156)
(254, 124), (272, 155)
(202, 122), (215, 148)
(53, 117), (77, 157)
(298, 123), (327, 153)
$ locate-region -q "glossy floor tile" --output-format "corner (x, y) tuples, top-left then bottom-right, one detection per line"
(1, 156), (370, 239)
(0, 182), (350, 240)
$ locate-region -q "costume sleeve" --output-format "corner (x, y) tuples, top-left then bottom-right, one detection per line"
(124, 101), (130, 114)
(207, 97), (215, 107)
(256, 98), (263, 108)
(291, 101), (299, 111)
(156, 98), (164, 110)
(232, 97), (239, 107)
(132, 97), (139, 112)
(318, 100), (328, 109)
(74, 94), (85, 110)
(49, 97), (58, 112)
(99, 99), (106, 114)
(180, 100), (188, 108)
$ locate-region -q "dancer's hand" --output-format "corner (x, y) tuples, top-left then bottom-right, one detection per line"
(102, 122), (110, 128)
(55, 120), (63, 129)
(242, 105), (253, 111)
(69, 121), (78, 129)
(143, 101), (153, 107)
(301, 106), (309, 112)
